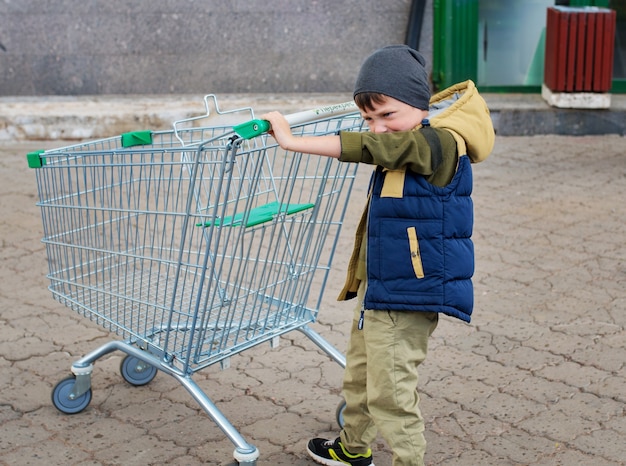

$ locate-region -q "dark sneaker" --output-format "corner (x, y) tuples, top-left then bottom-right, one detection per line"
(306, 437), (374, 466)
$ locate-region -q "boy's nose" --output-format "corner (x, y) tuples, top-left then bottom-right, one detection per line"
(370, 122), (387, 133)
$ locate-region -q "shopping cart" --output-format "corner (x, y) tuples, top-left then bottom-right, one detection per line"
(27, 96), (363, 465)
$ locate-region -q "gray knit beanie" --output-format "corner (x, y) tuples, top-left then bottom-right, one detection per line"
(353, 45), (430, 110)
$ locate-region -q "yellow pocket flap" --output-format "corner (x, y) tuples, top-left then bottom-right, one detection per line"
(407, 227), (425, 279)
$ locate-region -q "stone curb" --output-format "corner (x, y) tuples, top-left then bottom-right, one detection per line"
(1, 93), (625, 141)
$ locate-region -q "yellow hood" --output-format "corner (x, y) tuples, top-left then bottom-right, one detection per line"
(428, 80), (495, 163)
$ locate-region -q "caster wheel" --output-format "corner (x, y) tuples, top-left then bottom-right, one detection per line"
(120, 354), (157, 386)
(336, 399), (346, 428)
(51, 376), (92, 414)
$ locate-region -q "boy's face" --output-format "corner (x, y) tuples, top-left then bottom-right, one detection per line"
(359, 95), (428, 134)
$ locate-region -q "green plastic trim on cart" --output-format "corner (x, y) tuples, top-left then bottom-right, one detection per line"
(27, 150), (46, 168)
(197, 201), (315, 228)
(121, 130), (153, 147)
(233, 119), (271, 139)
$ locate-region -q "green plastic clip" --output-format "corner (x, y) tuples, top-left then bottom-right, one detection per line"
(121, 130), (153, 147)
(233, 119), (271, 139)
(27, 150), (46, 168)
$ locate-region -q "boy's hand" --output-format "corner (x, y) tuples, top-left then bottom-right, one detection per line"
(260, 111), (295, 150)
(260, 111), (342, 159)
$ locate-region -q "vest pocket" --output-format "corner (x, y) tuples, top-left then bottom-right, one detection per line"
(407, 227), (425, 279)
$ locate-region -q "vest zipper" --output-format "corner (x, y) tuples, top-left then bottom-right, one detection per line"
(358, 304), (365, 330)
(359, 172), (376, 332)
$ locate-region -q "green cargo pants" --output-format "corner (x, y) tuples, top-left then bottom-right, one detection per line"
(339, 283), (438, 466)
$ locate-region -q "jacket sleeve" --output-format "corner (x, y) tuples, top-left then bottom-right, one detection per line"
(339, 128), (457, 177)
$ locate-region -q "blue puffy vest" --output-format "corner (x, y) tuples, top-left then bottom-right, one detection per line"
(363, 155), (474, 323)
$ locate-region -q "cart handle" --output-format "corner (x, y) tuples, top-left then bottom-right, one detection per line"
(233, 101), (358, 139)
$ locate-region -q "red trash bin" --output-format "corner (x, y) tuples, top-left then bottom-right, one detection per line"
(544, 6), (616, 93)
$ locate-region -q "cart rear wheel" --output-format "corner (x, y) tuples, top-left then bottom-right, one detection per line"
(120, 355), (157, 386)
(51, 376), (92, 414)
(336, 399), (346, 428)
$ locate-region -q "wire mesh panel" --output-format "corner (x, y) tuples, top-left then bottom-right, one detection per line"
(32, 113), (363, 375)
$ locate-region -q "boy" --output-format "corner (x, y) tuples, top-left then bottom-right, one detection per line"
(262, 45), (494, 466)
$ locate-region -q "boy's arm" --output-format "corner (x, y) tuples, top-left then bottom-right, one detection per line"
(340, 129), (456, 174)
(341, 129), (458, 187)
(261, 111), (341, 158)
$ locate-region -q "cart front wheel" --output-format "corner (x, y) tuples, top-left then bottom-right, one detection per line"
(336, 399), (346, 428)
(120, 355), (157, 386)
(51, 376), (92, 414)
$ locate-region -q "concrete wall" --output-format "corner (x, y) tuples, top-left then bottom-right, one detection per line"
(0, 0), (433, 96)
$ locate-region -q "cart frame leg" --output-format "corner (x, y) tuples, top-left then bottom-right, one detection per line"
(171, 371), (259, 463)
(63, 326), (346, 465)
(66, 340), (259, 465)
(298, 324), (346, 368)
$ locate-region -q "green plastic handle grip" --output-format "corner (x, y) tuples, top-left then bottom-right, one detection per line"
(233, 119), (271, 139)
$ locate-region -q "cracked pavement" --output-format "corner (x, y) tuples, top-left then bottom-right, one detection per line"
(1, 130), (625, 465)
